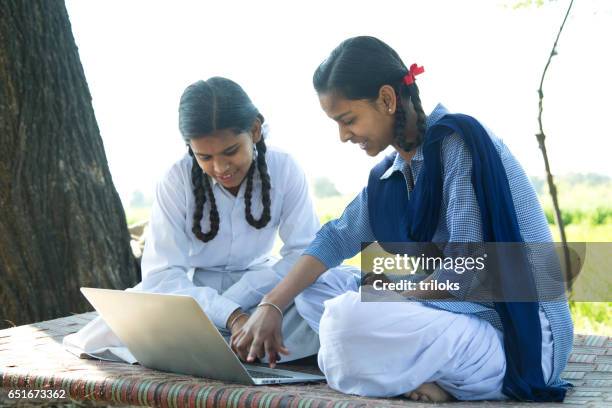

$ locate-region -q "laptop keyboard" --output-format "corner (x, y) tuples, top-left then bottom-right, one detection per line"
(247, 369), (293, 379)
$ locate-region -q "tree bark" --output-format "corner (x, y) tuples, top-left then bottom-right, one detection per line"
(0, 0), (140, 329)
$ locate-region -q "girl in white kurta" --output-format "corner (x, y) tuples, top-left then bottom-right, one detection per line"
(63, 77), (327, 364)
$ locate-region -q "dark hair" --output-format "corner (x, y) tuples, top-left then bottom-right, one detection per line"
(178, 77), (271, 243)
(313, 36), (426, 152)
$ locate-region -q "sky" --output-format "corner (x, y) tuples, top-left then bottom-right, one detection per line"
(65, 0), (612, 205)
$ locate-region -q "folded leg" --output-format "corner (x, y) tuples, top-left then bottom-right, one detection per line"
(294, 265), (360, 333)
(317, 291), (506, 400)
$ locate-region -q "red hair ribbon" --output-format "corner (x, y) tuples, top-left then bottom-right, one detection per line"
(402, 64), (425, 85)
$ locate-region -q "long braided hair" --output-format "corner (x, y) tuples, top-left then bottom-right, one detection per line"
(312, 36), (427, 152)
(178, 77), (272, 243)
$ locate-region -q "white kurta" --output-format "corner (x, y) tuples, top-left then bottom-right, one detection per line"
(64, 146), (321, 363)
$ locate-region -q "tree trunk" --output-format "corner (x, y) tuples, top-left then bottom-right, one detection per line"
(0, 0), (140, 329)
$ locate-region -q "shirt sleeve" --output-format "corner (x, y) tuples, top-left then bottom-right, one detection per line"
(303, 187), (376, 269)
(140, 165), (241, 329)
(222, 154), (321, 310)
(428, 133), (484, 300)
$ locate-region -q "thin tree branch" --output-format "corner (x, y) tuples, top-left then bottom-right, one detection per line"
(536, 0), (575, 288)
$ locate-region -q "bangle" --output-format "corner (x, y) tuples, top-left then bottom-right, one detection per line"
(258, 301), (284, 319)
(227, 312), (248, 330)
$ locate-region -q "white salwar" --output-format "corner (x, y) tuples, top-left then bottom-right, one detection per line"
(64, 146), (321, 364)
(294, 267), (553, 400)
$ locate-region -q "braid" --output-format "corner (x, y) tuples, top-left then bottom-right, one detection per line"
(408, 83), (427, 143)
(189, 148), (220, 242)
(255, 139), (272, 225)
(244, 161), (257, 223)
(394, 82), (428, 152)
(244, 138), (272, 229)
(393, 88), (410, 152)
(201, 172), (220, 238)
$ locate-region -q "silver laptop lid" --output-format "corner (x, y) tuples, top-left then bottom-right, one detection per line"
(80, 288), (254, 384)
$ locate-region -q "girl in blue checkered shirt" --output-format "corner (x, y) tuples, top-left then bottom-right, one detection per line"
(232, 36), (573, 403)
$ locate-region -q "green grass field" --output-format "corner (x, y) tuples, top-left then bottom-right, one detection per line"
(126, 186), (612, 337)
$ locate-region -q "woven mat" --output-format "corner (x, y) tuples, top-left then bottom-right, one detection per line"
(0, 313), (610, 407)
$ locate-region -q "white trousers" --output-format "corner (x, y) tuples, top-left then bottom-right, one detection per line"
(294, 267), (508, 400)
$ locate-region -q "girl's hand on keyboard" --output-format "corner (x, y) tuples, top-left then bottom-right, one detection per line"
(231, 306), (289, 368)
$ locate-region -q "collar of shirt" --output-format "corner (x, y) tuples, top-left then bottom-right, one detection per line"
(380, 103), (450, 180)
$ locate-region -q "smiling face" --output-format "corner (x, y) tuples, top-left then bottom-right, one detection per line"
(318, 90), (396, 157)
(190, 122), (261, 195)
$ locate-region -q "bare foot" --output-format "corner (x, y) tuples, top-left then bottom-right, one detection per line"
(404, 382), (453, 403)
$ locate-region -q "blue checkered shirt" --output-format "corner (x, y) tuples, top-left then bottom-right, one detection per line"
(304, 104), (573, 386)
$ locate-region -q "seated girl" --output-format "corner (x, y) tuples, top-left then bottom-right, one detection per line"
(232, 36), (573, 403)
(63, 76), (340, 364)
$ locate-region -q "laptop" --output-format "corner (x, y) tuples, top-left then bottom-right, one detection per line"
(80, 288), (325, 385)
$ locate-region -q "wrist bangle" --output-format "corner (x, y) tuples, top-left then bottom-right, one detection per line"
(228, 312), (248, 330)
(258, 301), (284, 319)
